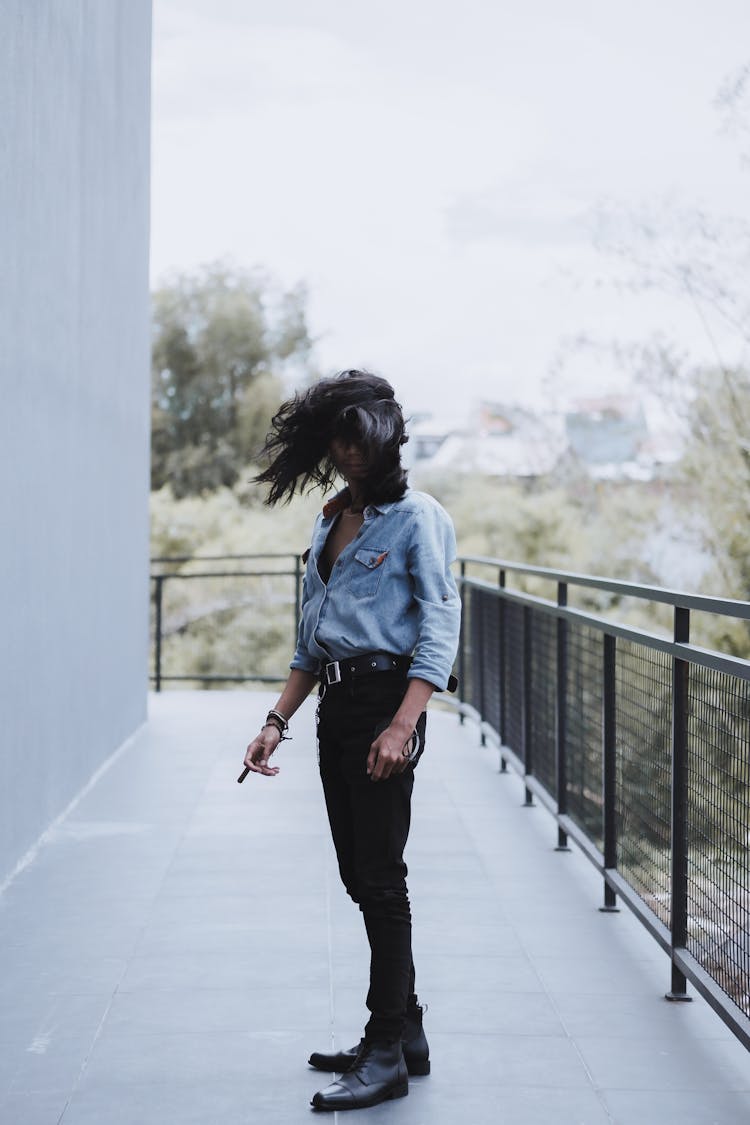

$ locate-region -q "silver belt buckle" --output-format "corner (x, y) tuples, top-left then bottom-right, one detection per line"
(325, 660), (341, 685)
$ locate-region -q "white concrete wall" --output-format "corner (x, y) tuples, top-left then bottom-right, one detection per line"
(0, 1), (152, 880)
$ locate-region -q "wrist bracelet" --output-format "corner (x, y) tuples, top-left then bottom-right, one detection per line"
(262, 722), (291, 742)
(266, 708), (289, 732)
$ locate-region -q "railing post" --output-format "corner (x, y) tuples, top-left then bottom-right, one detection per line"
(458, 560), (467, 725)
(154, 575), (164, 693)
(555, 582), (570, 850)
(666, 605), (692, 1001)
(498, 569), (507, 771)
(600, 632), (620, 911)
(478, 588), (486, 746)
(522, 604), (534, 806)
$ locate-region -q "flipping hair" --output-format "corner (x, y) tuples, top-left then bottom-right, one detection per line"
(255, 369), (409, 506)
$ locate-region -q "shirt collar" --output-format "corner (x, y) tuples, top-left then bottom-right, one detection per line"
(322, 488), (352, 519)
(367, 488), (410, 514)
(321, 488), (408, 520)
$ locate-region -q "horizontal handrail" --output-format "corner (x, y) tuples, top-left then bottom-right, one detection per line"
(458, 575), (750, 682)
(152, 552), (299, 564)
(152, 570), (298, 580)
(149, 553), (302, 690)
(457, 554), (750, 620)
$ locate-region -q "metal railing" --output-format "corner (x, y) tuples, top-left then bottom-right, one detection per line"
(150, 549), (750, 1048)
(455, 555), (750, 1052)
(150, 553), (302, 690)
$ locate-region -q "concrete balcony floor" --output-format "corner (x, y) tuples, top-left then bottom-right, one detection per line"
(1, 692), (750, 1124)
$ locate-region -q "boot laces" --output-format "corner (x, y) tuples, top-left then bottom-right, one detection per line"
(353, 1040), (375, 1066)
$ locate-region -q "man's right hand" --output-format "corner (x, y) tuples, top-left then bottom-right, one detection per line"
(243, 726), (282, 778)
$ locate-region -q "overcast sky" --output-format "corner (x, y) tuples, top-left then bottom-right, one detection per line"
(151, 0), (750, 420)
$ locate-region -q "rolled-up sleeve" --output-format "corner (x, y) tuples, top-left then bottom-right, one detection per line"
(289, 552), (321, 674)
(406, 499), (461, 690)
(290, 646), (319, 674)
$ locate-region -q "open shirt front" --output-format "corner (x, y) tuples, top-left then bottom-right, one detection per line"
(290, 489), (461, 692)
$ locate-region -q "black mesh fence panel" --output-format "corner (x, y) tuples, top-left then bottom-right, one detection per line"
(687, 666), (750, 1016)
(566, 623), (604, 847)
(503, 601), (525, 756)
(616, 640), (672, 927)
(459, 570), (750, 1050)
(467, 585), (480, 713)
(480, 590), (502, 734)
(150, 568), (297, 687)
(529, 609), (557, 795)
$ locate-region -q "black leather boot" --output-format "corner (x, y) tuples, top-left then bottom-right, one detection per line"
(308, 1003), (430, 1076)
(310, 1041), (408, 1111)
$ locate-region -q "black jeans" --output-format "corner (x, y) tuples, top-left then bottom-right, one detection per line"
(317, 671), (427, 1044)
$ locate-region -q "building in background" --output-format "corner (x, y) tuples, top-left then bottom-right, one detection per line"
(410, 400), (566, 479)
(410, 394), (682, 482)
(0, 2), (153, 883)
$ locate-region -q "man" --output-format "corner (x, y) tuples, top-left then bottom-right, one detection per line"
(242, 370), (461, 1111)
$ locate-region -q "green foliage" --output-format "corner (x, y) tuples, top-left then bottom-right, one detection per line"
(150, 482), (322, 687)
(151, 263), (313, 497)
(149, 415), (749, 687)
(617, 359), (750, 655)
(419, 472), (577, 564)
(413, 468), (668, 631)
(679, 369), (750, 581)
(150, 478), (321, 559)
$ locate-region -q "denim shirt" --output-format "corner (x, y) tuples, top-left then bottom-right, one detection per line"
(291, 489), (461, 691)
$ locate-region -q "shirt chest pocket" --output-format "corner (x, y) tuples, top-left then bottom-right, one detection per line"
(347, 547), (389, 597)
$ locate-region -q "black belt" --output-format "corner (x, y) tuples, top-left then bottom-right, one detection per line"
(321, 652), (411, 686)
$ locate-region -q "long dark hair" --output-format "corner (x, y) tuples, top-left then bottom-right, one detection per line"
(255, 369), (409, 506)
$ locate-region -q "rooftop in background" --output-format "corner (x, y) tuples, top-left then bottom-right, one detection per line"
(408, 396), (684, 481)
(1, 692), (748, 1123)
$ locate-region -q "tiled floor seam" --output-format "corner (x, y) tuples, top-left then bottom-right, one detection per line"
(56, 708), (239, 1119)
(443, 728), (568, 1003)
(324, 831), (338, 1050)
(55, 984), (124, 1124)
(441, 719), (620, 1120)
(126, 720), (230, 963)
(444, 719), (743, 1119)
(0, 721), (149, 901)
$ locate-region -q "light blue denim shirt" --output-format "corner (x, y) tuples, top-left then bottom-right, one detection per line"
(291, 489), (461, 691)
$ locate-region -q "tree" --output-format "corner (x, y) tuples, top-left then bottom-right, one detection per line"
(151, 262), (314, 497)
(550, 63), (750, 636)
(677, 366), (750, 649)
(588, 201), (750, 619)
